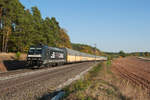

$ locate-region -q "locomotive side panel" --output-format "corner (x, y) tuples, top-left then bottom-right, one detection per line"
(43, 47), (67, 65)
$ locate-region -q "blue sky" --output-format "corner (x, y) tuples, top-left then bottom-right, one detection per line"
(20, 0), (150, 52)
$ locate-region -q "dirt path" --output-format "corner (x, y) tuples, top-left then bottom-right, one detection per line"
(112, 57), (150, 90)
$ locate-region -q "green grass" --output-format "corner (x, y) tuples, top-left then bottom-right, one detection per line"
(63, 63), (103, 100)
(88, 63), (102, 78)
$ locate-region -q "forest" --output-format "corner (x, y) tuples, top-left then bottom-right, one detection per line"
(0, 0), (72, 52)
(0, 0), (101, 55)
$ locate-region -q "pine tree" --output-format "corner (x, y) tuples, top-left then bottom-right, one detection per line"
(31, 6), (45, 45)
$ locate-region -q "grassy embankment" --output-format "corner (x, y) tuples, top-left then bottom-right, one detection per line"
(63, 60), (149, 100)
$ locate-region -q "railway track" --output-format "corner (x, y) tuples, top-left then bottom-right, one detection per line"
(0, 63), (86, 80)
(0, 62), (97, 100)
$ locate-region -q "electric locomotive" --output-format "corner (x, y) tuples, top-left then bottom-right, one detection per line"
(27, 45), (66, 67)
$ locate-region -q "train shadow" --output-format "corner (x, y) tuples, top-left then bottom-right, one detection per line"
(3, 60), (28, 71)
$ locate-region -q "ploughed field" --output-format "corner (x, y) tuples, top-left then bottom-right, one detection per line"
(112, 57), (150, 91)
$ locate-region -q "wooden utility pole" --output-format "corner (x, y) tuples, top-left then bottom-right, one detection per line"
(94, 43), (96, 63)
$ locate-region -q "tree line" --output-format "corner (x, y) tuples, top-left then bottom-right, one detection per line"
(105, 51), (150, 60)
(130, 52), (150, 57)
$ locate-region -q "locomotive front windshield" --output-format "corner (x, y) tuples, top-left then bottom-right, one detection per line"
(28, 48), (42, 55)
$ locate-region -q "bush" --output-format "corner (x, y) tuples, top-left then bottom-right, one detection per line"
(16, 52), (21, 60)
(119, 50), (126, 57)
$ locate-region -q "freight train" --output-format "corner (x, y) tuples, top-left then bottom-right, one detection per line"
(27, 45), (107, 67)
